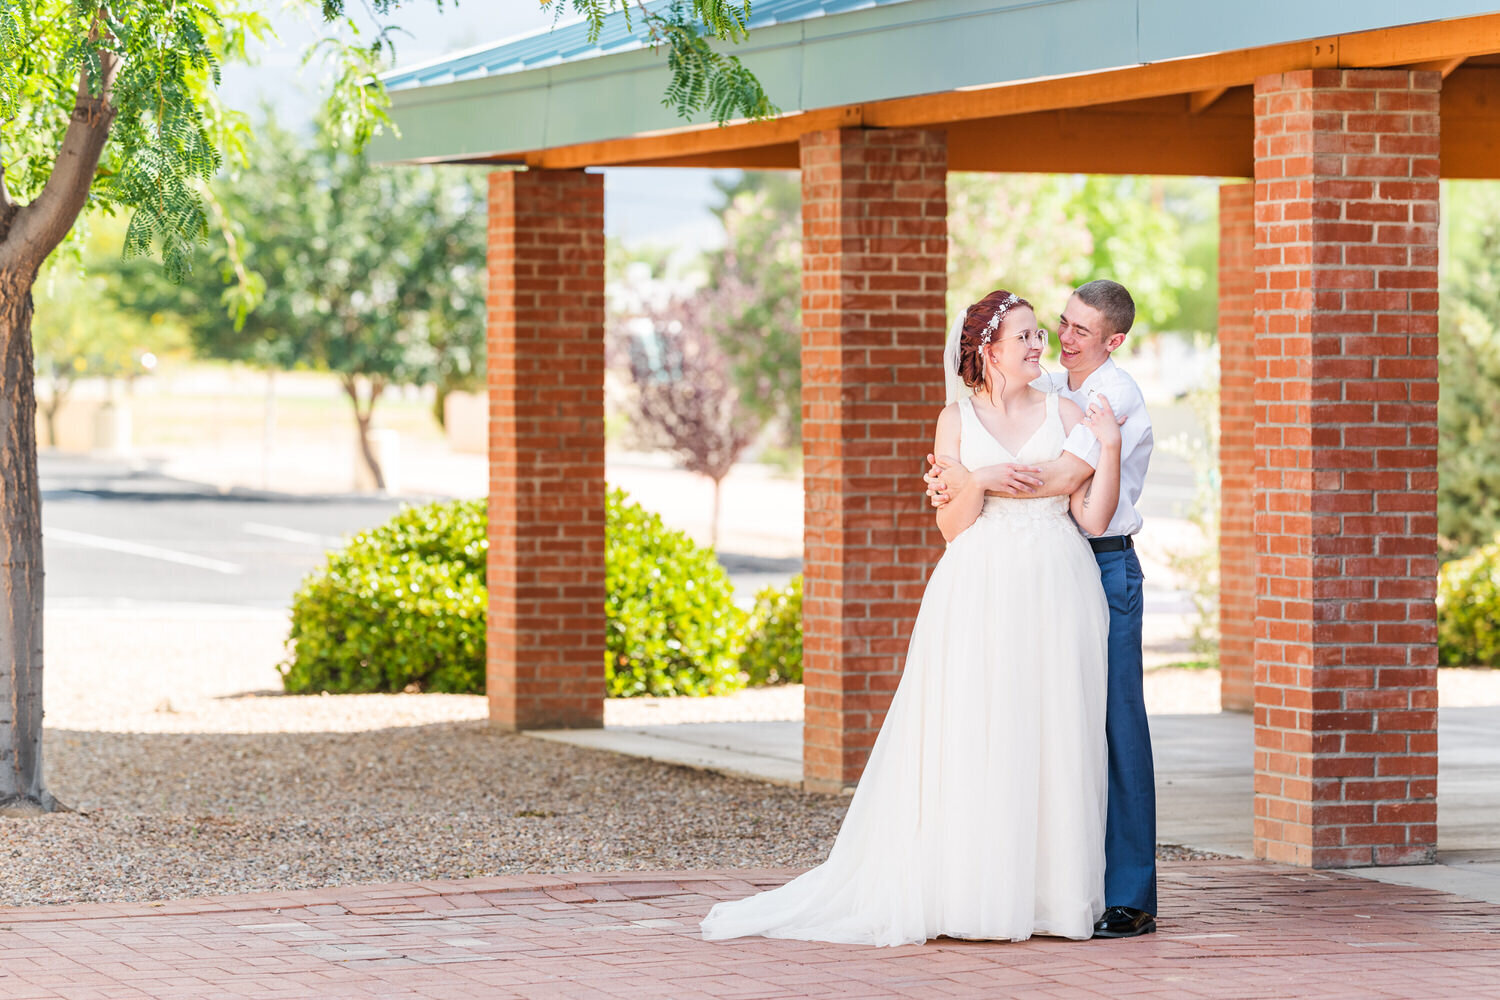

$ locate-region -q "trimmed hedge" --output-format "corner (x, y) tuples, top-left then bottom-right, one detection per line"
(279, 499), (487, 694)
(740, 574), (803, 685)
(281, 491), (755, 697)
(605, 488), (746, 696)
(1438, 537), (1500, 667)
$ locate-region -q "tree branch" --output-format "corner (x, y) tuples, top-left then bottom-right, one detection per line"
(0, 19), (121, 274)
(0, 164), (15, 246)
(0, 159), (14, 214)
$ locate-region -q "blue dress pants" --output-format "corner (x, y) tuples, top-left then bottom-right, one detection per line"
(1095, 547), (1157, 914)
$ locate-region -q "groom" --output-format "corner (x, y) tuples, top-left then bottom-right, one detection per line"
(925, 279), (1157, 939)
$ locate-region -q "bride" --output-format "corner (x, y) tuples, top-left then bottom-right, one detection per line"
(701, 290), (1122, 947)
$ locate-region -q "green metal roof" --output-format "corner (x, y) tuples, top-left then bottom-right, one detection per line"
(382, 0), (917, 91)
(372, 0), (1500, 164)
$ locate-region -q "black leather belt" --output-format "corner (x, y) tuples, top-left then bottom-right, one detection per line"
(1088, 535), (1134, 553)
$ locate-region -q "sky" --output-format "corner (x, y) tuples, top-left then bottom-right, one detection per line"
(215, 0), (738, 254)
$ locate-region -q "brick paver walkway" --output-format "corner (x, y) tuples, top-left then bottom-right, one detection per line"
(2, 860), (1498, 999)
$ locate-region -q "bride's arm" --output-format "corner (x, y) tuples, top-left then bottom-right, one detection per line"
(983, 454), (1091, 499)
(931, 405), (986, 542)
(1061, 397), (1122, 536)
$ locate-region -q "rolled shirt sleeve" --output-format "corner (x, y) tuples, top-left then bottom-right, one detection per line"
(1063, 420), (1102, 468)
(1061, 383), (1147, 468)
(1057, 376), (1154, 538)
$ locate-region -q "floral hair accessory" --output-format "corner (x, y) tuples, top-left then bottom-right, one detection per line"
(978, 292), (1020, 349)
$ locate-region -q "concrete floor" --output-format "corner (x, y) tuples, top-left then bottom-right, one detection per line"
(530, 705), (1500, 904)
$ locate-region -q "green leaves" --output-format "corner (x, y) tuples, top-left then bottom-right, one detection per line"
(605, 488), (746, 697)
(187, 120), (487, 388)
(1438, 538), (1500, 667)
(0, 5), (26, 120)
(947, 175), (1213, 336)
(1440, 181), (1500, 558)
(658, 4), (774, 123)
(281, 499), (490, 695)
(4, 0), (771, 306)
(281, 490), (759, 699)
(543, 0), (776, 123)
(739, 574), (802, 686)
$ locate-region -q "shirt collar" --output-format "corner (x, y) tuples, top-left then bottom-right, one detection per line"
(1072, 356), (1117, 395)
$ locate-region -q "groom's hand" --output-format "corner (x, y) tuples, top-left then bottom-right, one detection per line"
(926, 456), (1043, 507)
(986, 464), (1045, 497)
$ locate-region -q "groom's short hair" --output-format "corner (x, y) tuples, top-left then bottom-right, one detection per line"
(1075, 280), (1135, 337)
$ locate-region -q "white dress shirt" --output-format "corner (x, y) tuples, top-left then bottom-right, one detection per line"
(1033, 358), (1153, 537)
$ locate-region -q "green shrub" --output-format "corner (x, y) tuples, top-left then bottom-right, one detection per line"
(282, 491), (749, 698)
(740, 574), (803, 685)
(605, 488), (746, 697)
(280, 499), (487, 694)
(1438, 537), (1500, 667)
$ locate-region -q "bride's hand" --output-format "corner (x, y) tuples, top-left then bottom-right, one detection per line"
(924, 454), (970, 508)
(1083, 394), (1124, 449)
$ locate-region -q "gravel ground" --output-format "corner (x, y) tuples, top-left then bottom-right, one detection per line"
(6, 609), (1493, 909)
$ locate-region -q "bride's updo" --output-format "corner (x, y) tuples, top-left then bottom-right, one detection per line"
(956, 289), (1032, 390)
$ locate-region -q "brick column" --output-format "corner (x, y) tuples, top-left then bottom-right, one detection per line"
(1219, 182), (1256, 713)
(1252, 69), (1440, 867)
(799, 128), (947, 794)
(486, 169), (606, 731)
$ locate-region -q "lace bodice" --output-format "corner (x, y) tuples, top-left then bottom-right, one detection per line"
(957, 393), (1070, 522)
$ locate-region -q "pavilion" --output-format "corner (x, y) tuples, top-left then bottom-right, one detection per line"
(371, 0), (1500, 869)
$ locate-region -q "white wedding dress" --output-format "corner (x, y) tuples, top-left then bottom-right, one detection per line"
(701, 391), (1110, 946)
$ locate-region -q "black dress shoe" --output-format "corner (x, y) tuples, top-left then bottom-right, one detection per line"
(1092, 906), (1156, 939)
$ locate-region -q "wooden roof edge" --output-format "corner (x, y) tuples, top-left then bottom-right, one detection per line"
(410, 13), (1500, 170)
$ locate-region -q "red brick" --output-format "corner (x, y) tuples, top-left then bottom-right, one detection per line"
(1250, 70), (1438, 869)
(799, 129), (947, 793)
(487, 170), (606, 731)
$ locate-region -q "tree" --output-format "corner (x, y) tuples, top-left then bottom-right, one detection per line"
(702, 171), (802, 446)
(31, 221), (187, 446)
(123, 120), (488, 489)
(947, 173), (1093, 322)
(946, 174), (1209, 335)
(0, 0), (771, 814)
(1438, 181), (1500, 558)
(613, 286), (761, 548)
(228, 124), (487, 487)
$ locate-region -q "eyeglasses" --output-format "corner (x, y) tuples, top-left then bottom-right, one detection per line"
(1011, 327), (1049, 349)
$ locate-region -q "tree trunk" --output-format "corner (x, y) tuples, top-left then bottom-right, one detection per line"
(0, 28), (117, 818)
(342, 375), (386, 492)
(710, 475), (723, 550)
(0, 272), (54, 815)
(261, 370), (276, 491)
(355, 412), (385, 491)
(40, 375), (67, 448)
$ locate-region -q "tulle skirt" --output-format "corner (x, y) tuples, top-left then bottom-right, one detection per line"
(701, 501), (1110, 946)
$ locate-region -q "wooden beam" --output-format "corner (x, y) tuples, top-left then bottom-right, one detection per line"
(477, 12), (1500, 171)
(1189, 87), (1230, 115)
(1440, 65), (1500, 178)
(524, 105), (862, 169)
(1412, 55), (1467, 77)
(944, 101), (1253, 176)
(1340, 17), (1500, 66)
(619, 145), (800, 169)
(600, 66), (1500, 180)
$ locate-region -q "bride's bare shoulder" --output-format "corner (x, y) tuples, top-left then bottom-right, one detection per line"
(1055, 394), (1084, 429)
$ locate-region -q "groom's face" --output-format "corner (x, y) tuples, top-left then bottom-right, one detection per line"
(1057, 295), (1118, 376)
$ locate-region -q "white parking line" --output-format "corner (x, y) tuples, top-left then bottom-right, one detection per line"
(46, 527), (244, 576)
(241, 522), (344, 548)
